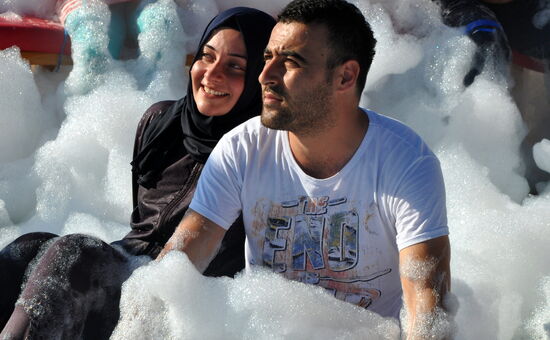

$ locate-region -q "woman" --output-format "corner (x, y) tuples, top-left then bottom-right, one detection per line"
(0, 7), (275, 339)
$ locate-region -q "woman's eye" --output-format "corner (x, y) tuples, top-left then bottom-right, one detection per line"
(229, 63), (246, 72)
(200, 52), (214, 62)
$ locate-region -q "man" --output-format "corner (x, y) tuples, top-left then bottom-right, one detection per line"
(160, 0), (451, 335)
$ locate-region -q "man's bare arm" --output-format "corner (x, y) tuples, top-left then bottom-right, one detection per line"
(157, 209), (227, 273)
(399, 235), (452, 339)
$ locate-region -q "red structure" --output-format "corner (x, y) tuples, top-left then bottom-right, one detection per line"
(0, 15), (72, 66)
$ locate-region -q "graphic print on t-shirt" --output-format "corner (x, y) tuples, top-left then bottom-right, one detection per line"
(256, 195), (391, 309)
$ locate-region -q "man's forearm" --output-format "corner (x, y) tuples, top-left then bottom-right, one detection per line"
(401, 259), (450, 338)
(157, 224), (200, 259)
(399, 236), (452, 339)
(157, 210), (226, 273)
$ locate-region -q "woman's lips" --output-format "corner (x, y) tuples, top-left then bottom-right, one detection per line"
(202, 86), (229, 97)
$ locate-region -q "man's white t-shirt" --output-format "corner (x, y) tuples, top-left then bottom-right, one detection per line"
(190, 109), (448, 319)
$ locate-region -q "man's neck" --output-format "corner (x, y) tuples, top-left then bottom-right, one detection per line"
(288, 107), (369, 179)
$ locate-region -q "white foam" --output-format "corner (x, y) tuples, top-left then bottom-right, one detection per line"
(61, 212), (128, 241)
(0, 48), (51, 163)
(63, 0), (114, 96)
(112, 252), (400, 340)
(0, 11), (22, 21)
(525, 276), (550, 339)
(533, 139), (550, 173)
(0, 0), (56, 19)
(0, 199), (12, 228)
(533, 0), (550, 29)
(31, 71), (152, 233)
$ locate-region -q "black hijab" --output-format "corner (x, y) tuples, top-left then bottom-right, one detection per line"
(132, 7), (275, 186)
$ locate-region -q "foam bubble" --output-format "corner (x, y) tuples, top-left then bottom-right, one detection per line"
(31, 73), (151, 232)
(132, 0), (188, 93)
(61, 212), (127, 241)
(0, 0), (56, 19)
(401, 306), (455, 340)
(533, 0), (550, 29)
(113, 252), (400, 340)
(533, 139), (550, 173)
(399, 255), (454, 339)
(524, 276), (550, 339)
(63, 0), (114, 96)
(0, 199), (13, 228)
(0, 11), (22, 21)
(0, 48), (51, 163)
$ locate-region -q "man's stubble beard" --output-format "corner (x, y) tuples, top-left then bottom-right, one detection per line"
(260, 81), (335, 137)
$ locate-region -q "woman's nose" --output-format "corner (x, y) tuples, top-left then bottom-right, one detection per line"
(204, 61), (224, 83)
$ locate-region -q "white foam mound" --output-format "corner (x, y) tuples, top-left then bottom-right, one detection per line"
(0, 199), (12, 227)
(0, 48), (49, 163)
(525, 276), (550, 339)
(533, 139), (550, 174)
(0, 0), (56, 19)
(113, 252), (400, 340)
(533, 0), (550, 29)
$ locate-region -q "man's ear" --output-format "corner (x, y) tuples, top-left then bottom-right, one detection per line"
(335, 60), (360, 92)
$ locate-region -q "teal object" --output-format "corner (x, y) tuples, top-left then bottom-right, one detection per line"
(107, 3), (127, 59)
(65, 0), (134, 61)
(64, 8), (109, 74)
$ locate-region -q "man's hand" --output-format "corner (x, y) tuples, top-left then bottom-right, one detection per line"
(399, 235), (452, 339)
(157, 209), (227, 273)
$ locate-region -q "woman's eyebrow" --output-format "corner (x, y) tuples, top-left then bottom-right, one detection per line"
(204, 44), (247, 60)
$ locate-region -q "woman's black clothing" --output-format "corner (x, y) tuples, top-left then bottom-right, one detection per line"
(118, 100), (247, 276)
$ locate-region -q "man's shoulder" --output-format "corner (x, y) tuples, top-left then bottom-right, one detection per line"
(364, 108), (434, 156)
(223, 116), (280, 146)
(225, 116), (261, 136)
(210, 116), (281, 177)
(366, 109), (420, 140)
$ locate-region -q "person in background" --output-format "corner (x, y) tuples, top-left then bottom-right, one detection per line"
(435, 0), (550, 192)
(435, 0), (512, 86)
(436, 0), (549, 76)
(0, 7), (275, 339)
(160, 0), (452, 337)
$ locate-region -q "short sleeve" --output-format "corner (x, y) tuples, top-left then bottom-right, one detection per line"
(391, 155), (449, 250)
(189, 134), (243, 230)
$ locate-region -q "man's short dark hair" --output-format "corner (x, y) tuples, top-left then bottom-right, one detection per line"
(278, 0), (377, 95)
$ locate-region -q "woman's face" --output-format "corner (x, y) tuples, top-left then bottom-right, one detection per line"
(191, 28), (247, 116)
